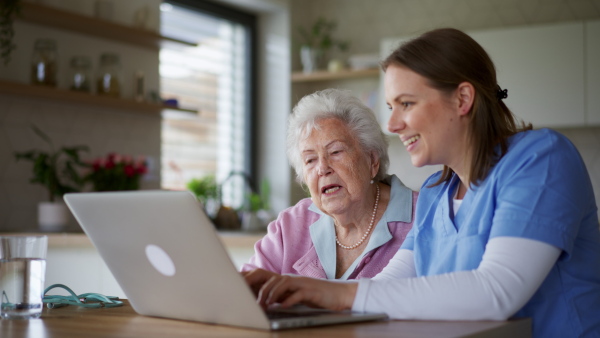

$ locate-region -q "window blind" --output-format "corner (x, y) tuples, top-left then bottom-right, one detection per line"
(160, 3), (250, 209)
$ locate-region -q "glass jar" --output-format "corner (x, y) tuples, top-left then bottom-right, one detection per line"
(68, 56), (92, 92)
(97, 53), (121, 97)
(134, 71), (145, 102)
(31, 38), (58, 87)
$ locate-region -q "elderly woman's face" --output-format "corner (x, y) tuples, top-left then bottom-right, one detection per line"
(299, 118), (378, 217)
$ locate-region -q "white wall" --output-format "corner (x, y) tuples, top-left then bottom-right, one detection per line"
(255, 2), (292, 213)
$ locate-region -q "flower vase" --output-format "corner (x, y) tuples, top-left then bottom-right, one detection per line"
(38, 201), (69, 232)
(300, 46), (323, 74)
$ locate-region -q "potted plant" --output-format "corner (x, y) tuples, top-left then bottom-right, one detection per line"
(0, 0), (21, 65)
(242, 179), (273, 232)
(186, 174), (218, 218)
(14, 125), (88, 231)
(212, 171), (265, 231)
(296, 17), (349, 73)
(85, 153), (148, 192)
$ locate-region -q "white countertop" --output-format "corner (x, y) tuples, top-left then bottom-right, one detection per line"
(1, 232), (265, 249)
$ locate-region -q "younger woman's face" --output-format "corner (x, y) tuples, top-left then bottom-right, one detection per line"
(384, 64), (470, 170)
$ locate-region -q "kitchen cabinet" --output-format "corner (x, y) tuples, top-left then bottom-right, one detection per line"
(587, 20), (600, 125)
(469, 22), (585, 128)
(380, 21), (600, 128)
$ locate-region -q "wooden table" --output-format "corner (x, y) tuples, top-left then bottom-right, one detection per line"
(0, 300), (531, 338)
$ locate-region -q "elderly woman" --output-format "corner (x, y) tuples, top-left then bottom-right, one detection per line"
(241, 88), (417, 280)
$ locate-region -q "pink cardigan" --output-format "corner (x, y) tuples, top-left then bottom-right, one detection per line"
(242, 175), (417, 279)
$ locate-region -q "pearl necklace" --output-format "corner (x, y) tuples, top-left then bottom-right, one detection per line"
(335, 184), (380, 250)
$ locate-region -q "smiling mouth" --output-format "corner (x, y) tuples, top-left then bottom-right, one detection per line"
(403, 135), (420, 146)
(322, 185), (341, 194)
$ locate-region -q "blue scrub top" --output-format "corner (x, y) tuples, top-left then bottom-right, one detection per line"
(402, 129), (600, 338)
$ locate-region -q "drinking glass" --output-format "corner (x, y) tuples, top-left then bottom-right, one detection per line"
(0, 235), (48, 319)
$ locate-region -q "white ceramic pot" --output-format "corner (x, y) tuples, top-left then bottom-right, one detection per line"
(300, 46), (323, 74)
(38, 201), (69, 231)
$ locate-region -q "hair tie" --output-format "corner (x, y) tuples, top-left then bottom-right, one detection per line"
(496, 86), (508, 100)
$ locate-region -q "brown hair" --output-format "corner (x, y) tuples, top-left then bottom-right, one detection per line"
(381, 28), (531, 187)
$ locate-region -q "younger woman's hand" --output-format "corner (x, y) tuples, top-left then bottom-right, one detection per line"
(243, 269), (358, 311)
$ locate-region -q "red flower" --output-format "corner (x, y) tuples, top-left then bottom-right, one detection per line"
(92, 158), (103, 171)
(135, 156), (148, 174)
(124, 164), (135, 177)
(85, 152), (147, 192)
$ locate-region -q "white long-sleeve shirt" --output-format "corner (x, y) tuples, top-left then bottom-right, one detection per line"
(352, 236), (561, 320)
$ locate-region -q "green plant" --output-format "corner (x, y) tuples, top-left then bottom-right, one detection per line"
(14, 125), (89, 202)
(0, 0), (21, 65)
(187, 175), (218, 205)
(246, 179), (270, 212)
(296, 17), (349, 52)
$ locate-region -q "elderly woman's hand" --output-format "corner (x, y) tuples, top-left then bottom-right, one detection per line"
(242, 268), (358, 311)
(242, 268), (279, 296)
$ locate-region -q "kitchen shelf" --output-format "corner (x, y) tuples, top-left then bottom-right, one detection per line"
(0, 80), (197, 115)
(18, 2), (197, 50)
(291, 68), (380, 83)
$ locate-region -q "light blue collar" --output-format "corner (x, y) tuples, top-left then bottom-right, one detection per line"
(308, 175), (412, 279)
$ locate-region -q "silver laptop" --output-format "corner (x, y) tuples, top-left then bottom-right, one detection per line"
(64, 190), (388, 330)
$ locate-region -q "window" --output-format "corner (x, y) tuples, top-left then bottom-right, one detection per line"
(160, 1), (256, 210)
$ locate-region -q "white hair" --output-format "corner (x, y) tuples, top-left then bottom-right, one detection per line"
(286, 88), (389, 184)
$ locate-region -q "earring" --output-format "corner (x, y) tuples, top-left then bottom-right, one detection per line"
(370, 179), (374, 184)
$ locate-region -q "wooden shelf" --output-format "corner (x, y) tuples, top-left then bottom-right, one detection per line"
(0, 80), (198, 115)
(291, 68), (380, 83)
(19, 2), (197, 50)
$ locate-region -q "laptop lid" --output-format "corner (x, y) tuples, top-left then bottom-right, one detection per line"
(64, 190), (387, 330)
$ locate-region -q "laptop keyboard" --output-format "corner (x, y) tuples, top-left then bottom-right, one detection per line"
(266, 308), (336, 320)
